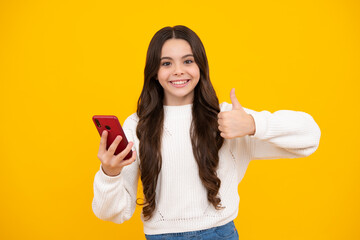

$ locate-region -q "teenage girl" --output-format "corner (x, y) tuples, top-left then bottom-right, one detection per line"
(92, 25), (321, 240)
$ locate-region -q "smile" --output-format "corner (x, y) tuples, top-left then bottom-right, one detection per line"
(169, 79), (190, 88)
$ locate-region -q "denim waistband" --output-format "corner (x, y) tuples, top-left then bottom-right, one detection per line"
(145, 220), (238, 240)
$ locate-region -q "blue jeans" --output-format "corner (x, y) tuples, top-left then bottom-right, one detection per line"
(145, 221), (239, 240)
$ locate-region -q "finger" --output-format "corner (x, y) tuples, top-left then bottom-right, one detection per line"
(218, 111), (227, 119)
(217, 118), (224, 126)
(115, 141), (134, 162)
(98, 130), (108, 155)
(230, 88), (242, 110)
(221, 131), (235, 139)
(107, 135), (122, 155)
(119, 150), (137, 168)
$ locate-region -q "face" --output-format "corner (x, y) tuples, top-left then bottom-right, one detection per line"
(157, 38), (200, 106)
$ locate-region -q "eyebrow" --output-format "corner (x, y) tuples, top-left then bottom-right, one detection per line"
(160, 54), (194, 60)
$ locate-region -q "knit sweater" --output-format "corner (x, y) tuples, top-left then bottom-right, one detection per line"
(92, 102), (321, 235)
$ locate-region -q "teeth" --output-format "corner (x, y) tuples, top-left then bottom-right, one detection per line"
(171, 80), (188, 85)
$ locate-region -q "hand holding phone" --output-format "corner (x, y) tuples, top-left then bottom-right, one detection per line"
(93, 115), (136, 176)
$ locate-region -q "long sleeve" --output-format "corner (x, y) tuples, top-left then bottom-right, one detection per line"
(244, 108), (321, 160)
(90, 104), (321, 234)
(92, 116), (140, 224)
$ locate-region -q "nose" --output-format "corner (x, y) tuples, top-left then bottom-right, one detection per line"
(173, 63), (184, 76)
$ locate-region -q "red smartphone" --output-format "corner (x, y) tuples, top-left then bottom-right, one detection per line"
(92, 115), (133, 160)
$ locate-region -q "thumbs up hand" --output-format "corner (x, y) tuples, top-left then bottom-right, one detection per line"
(217, 88), (256, 139)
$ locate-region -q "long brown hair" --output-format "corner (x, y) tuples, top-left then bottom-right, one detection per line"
(136, 25), (224, 220)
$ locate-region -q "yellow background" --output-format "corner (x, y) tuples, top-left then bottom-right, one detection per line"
(1, 0), (359, 239)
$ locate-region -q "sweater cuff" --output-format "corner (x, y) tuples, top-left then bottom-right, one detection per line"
(248, 112), (268, 139)
(97, 164), (123, 183)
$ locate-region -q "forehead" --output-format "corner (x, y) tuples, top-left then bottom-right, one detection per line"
(161, 39), (193, 57)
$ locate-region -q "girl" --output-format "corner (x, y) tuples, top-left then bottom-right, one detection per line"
(92, 25), (321, 240)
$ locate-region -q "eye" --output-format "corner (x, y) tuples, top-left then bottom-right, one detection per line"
(161, 62), (171, 66)
(184, 59), (193, 64)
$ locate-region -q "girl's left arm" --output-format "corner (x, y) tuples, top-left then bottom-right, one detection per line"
(244, 108), (321, 160)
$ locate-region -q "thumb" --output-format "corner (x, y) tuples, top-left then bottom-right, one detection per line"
(230, 88), (242, 110)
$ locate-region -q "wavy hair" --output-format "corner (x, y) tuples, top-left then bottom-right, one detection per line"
(136, 25), (224, 220)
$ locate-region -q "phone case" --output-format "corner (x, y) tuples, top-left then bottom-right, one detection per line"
(92, 115), (133, 160)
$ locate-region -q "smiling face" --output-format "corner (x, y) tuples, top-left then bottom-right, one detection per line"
(157, 38), (200, 106)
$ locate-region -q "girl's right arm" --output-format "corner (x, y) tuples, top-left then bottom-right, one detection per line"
(92, 128), (140, 224)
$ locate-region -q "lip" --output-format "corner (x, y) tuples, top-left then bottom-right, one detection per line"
(170, 79), (190, 82)
(169, 79), (190, 88)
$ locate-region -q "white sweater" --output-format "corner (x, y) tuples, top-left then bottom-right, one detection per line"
(92, 102), (321, 235)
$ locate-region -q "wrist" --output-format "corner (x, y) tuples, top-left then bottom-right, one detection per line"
(101, 165), (122, 177)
